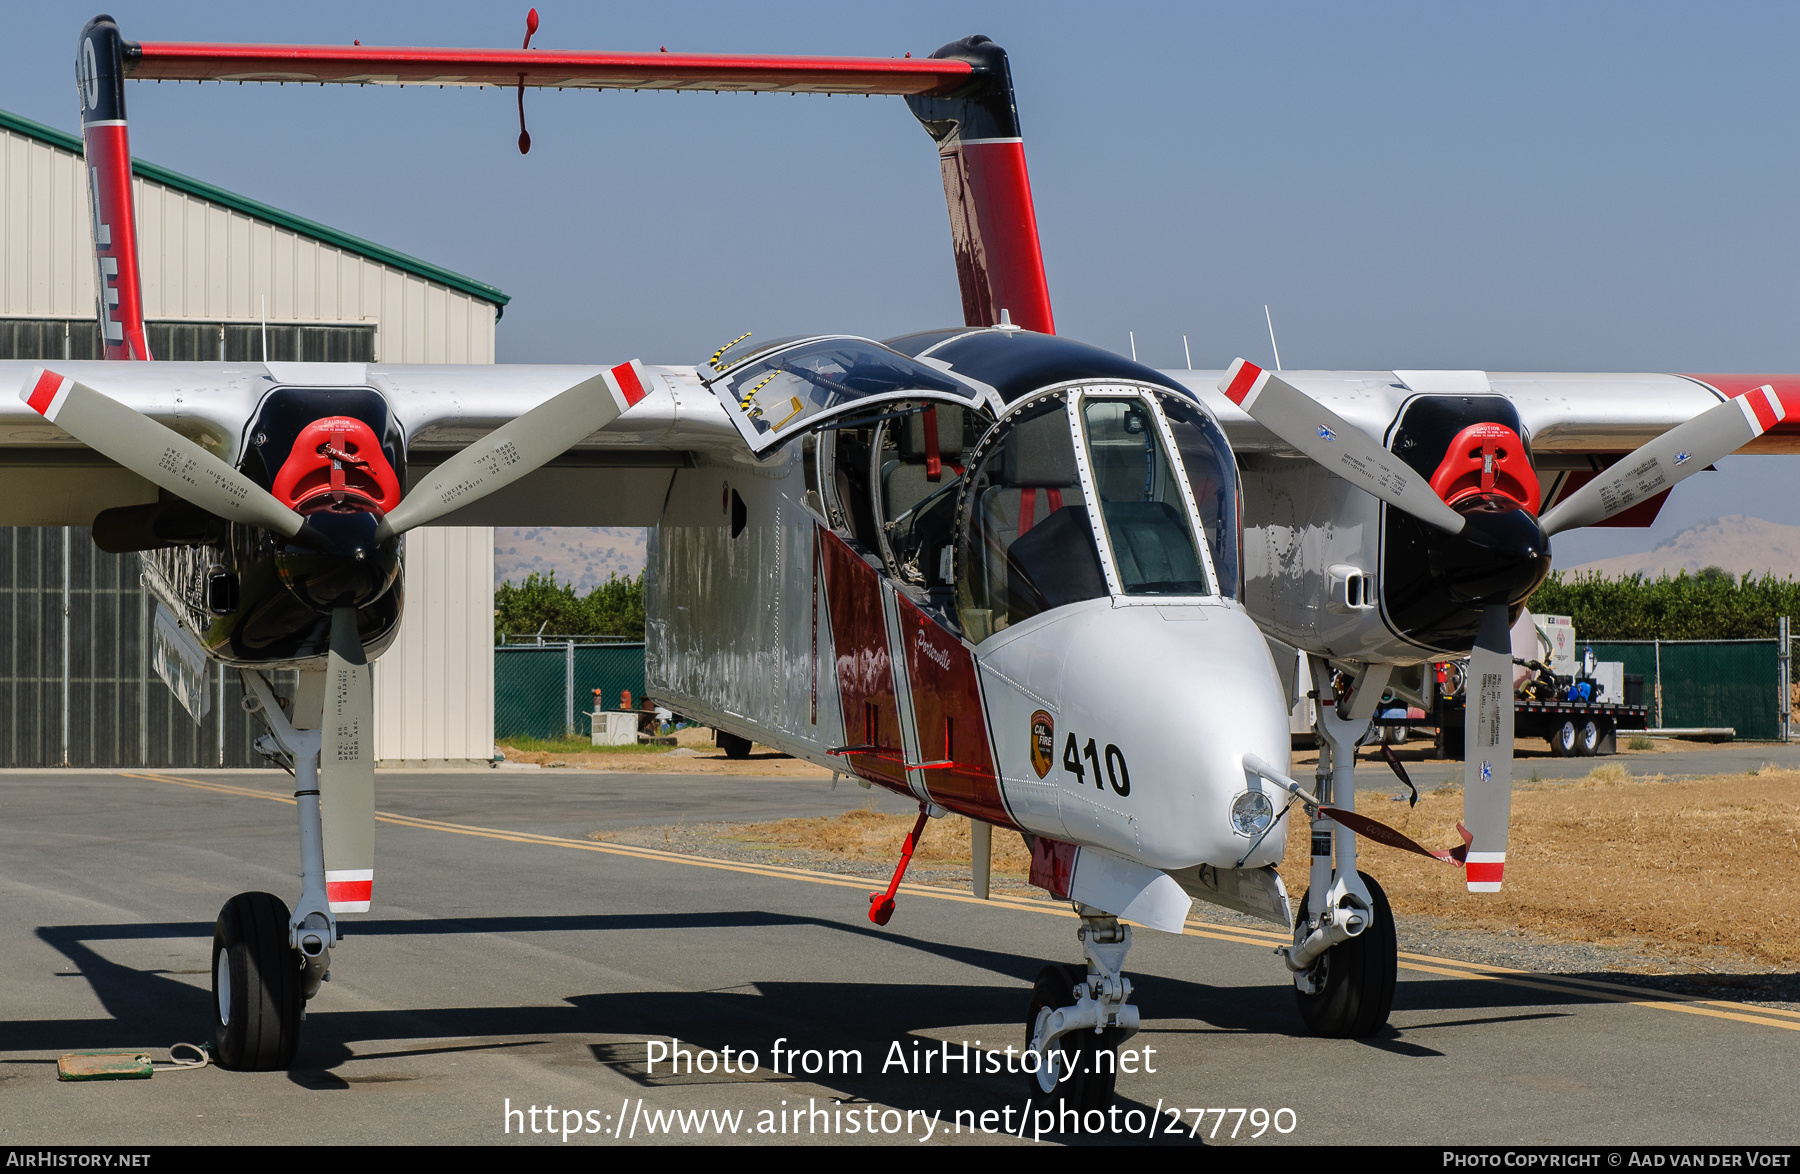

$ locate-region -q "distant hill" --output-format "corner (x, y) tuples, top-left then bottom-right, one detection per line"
(495, 527), (647, 590)
(1563, 515), (1800, 580)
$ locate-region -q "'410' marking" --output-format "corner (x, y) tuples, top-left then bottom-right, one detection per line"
(1062, 734), (1130, 796)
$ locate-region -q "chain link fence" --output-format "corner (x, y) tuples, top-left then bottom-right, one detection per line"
(494, 638), (647, 742)
(1588, 637), (1787, 741)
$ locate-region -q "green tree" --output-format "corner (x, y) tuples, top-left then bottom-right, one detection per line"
(494, 570), (646, 642)
(1527, 569), (1800, 640)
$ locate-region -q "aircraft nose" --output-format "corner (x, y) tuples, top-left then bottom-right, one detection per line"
(998, 601), (1293, 871)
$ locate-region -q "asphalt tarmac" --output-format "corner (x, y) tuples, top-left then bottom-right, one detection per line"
(0, 767), (1794, 1147)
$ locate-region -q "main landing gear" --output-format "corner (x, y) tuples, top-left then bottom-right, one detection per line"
(1278, 664), (1399, 1038)
(210, 669), (338, 1070)
(1024, 906), (1140, 1111)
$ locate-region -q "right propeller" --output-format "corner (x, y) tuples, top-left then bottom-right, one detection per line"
(1218, 360), (1785, 890)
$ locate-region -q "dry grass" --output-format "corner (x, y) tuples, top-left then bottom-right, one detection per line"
(727, 770), (1799, 968)
(734, 806), (1035, 875)
(1287, 767), (1800, 966)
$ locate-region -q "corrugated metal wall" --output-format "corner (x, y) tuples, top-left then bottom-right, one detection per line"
(373, 527), (496, 763)
(0, 528), (290, 767)
(1, 120), (496, 362)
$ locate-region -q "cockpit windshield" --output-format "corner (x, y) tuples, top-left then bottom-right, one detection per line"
(713, 335), (983, 453)
(954, 384), (1239, 642)
(1082, 398), (1210, 595)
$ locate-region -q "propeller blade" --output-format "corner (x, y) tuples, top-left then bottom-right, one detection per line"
(1461, 602), (1515, 892)
(321, 606), (375, 913)
(1218, 360), (1469, 534)
(19, 367), (304, 537)
(1539, 384), (1785, 536)
(380, 361), (649, 536)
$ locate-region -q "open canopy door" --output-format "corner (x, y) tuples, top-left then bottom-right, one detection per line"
(708, 335), (993, 455)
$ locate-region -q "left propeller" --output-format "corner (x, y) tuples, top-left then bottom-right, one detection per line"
(20, 368), (306, 538)
(19, 361), (648, 545)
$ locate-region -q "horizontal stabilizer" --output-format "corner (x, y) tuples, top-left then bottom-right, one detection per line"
(126, 41), (975, 94)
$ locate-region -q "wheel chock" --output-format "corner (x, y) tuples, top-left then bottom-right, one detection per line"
(57, 1052), (153, 1081)
(57, 1043), (209, 1081)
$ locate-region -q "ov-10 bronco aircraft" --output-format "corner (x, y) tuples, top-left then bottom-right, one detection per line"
(8, 14), (1794, 1105)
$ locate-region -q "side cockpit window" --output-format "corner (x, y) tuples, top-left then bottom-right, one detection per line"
(1160, 396), (1240, 599)
(955, 393), (1107, 641)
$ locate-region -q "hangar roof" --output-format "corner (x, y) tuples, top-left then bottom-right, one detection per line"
(0, 107), (509, 313)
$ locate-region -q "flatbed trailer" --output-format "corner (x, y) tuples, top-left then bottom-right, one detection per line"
(1431, 696), (1651, 759)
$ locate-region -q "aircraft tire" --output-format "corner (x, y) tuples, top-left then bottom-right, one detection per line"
(1024, 962), (1119, 1115)
(717, 731), (753, 760)
(211, 892), (303, 1071)
(1293, 871), (1397, 1038)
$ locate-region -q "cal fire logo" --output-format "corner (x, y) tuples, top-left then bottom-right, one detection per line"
(1029, 710), (1054, 778)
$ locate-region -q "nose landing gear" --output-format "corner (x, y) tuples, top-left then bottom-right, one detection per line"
(1289, 871), (1398, 1037)
(1024, 906), (1140, 1111)
(1283, 663), (1400, 1038)
(210, 891), (303, 1070)
(210, 668), (341, 1071)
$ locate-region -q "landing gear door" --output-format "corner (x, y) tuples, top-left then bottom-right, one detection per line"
(706, 334), (992, 455)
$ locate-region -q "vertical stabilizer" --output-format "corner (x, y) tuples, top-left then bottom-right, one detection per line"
(906, 37), (1055, 335)
(77, 16), (151, 361)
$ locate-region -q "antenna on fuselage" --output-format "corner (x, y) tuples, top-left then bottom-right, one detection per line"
(1129, 331), (1137, 361)
(1183, 334), (1192, 370)
(1264, 305), (1283, 372)
(261, 296), (269, 363)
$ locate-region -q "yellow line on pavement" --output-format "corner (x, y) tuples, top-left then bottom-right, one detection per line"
(1183, 902), (1800, 1030)
(124, 771), (1799, 1033)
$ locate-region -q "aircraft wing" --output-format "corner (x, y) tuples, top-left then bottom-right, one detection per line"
(1174, 368), (1800, 455)
(1170, 368), (1800, 526)
(0, 359), (737, 527)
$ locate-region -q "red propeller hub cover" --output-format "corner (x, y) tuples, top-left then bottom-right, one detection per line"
(1427, 422), (1540, 516)
(272, 416), (402, 514)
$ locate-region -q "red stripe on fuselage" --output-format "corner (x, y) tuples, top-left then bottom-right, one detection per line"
(818, 527), (908, 794)
(25, 369), (62, 416)
(892, 593), (1014, 827)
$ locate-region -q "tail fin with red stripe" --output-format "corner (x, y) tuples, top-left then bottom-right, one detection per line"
(76, 17), (151, 361)
(905, 37), (1055, 335)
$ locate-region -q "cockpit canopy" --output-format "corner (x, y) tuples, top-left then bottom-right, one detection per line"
(953, 383), (1239, 643)
(710, 335), (988, 453)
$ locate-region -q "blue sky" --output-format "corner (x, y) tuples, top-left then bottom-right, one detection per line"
(7, 1), (1800, 566)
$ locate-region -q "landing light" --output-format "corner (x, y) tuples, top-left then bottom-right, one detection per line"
(1230, 790), (1275, 837)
